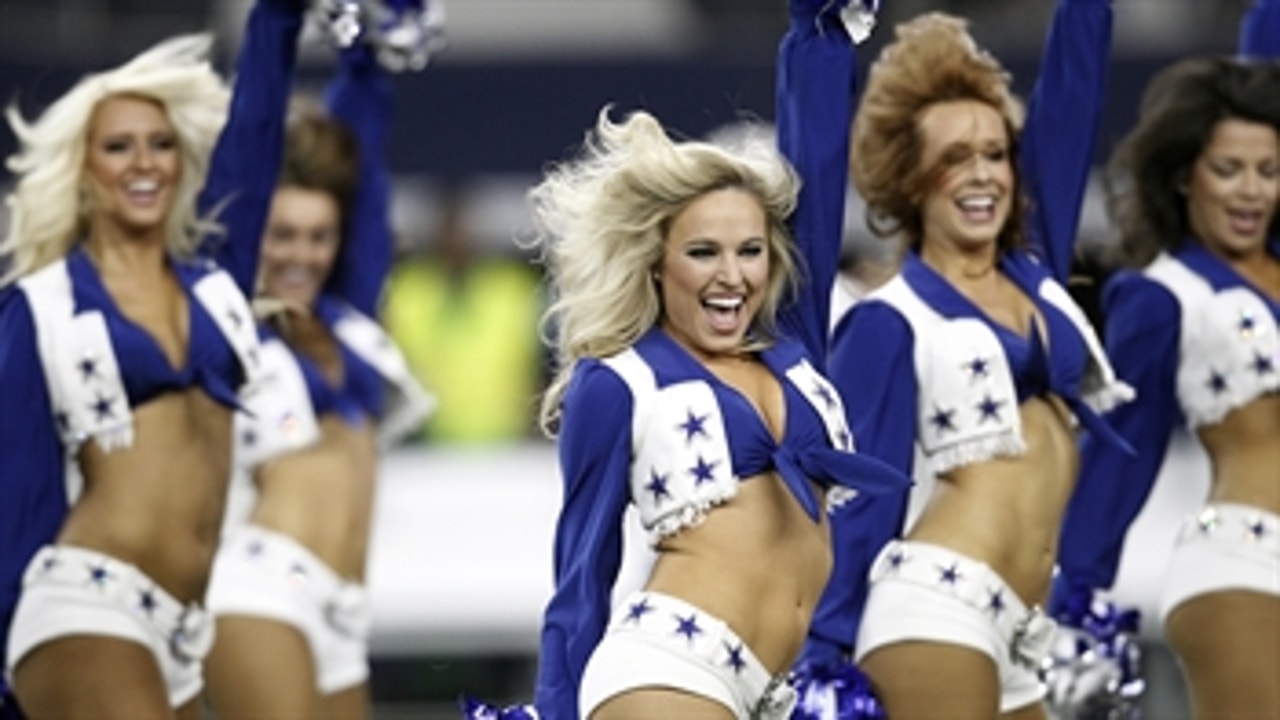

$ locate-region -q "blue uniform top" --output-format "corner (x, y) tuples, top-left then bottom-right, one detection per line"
(530, 3), (911, 718)
(1051, 242), (1280, 620)
(0, 0), (305, 690)
(260, 46), (395, 425)
(803, 0), (1116, 661)
(1049, 0), (1279, 625)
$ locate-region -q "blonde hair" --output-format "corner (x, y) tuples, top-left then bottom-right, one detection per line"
(2, 34), (229, 285)
(852, 13), (1027, 252)
(532, 108), (801, 436)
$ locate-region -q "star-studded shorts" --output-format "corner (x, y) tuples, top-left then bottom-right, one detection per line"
(1160, 503), (1280, 623)
(855, 540), (1054, 713)
(206, 524), (371, 694)
(580, 591), (795, 719)
(5, 545), (212, 708)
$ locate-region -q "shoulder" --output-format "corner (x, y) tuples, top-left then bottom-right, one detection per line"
(1103, 268), (1180, 320)
(833, 294), (915, 346)
(564, 356), (635, 408)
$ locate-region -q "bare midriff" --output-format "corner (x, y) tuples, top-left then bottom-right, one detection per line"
(250, 414), (380, 580)
(646, 471), (832, 676)
(59, 389), (233, 604)
(1198, 392), (1280, 515)
(908, 395), (1078, 607)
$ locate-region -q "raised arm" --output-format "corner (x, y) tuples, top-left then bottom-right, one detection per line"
(775, 0), (860, 360)
(322, 47), (396, 316)
(1240, 0), (1280, 59)
(533, 361), (632, 720)
(197, 0), (306, 295)
(802, 300), (918, 662)
(1019, 0), (1113, 282)
(1050, 272), (1182, 621)
(0, 291), (71, 697)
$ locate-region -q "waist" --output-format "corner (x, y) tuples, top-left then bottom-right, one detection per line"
(648, 518), (827, 673)
(1175, 503), (1280, 553)
(605, 589), (795, 715)
(21, 545), (215, 662)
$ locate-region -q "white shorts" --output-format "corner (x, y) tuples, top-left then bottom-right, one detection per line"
(855, 541), (1054, 713)
(579, 591), (795, 720)
(205, 525), (372, 694)
(5, 545), (213, 708)
(1160, 504), (1280, 622)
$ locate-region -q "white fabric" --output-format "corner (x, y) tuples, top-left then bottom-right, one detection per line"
(1145, 253), (1280, 428)
(206, 524), (371, 694)
(233, 336), (321, 469)
(871, 274), (1131, 475)
(579, 591), (795, 720)
(855, 541), (1052, 713)
(603, 348), (856, 545)
(5, 545), (212, 707)
(1159, 503), (1280, 621)
(331, 302), (436, 448)
(17, 259), (263, 458)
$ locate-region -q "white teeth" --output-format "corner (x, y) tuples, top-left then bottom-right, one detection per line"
(704, 297), (743, 310)
(958, 196), (995, 211)
(126, 180), (158, 193)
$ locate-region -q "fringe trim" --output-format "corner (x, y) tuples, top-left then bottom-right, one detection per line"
(1081, 380), (1136, 416)
(647, 484), (739, 546)
(928, 432), (1027, 476)
(92, 425), (136, 453)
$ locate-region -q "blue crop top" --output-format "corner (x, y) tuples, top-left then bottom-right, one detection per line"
(0, 0), (306, 694)
(1049, 0), (1280, 627)
(532, 4), (906, 717)
(63, 248), (245, 409)
(802, 0), (1117, 662)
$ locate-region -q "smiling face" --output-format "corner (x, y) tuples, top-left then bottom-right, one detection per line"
(82, 94), (181, 238)
(1186, 118), (1279, 259)
(657, 187), (770, 361)
(916, 99), (1015, 253)
(259, 185), (342, 307)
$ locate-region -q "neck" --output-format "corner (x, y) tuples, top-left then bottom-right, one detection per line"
(83, 228), (168, 278)
(919, 237), (1000, 286)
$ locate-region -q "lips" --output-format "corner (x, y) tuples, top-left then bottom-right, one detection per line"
(1227, 208), (1266, 236)
(703, 295), (745, 334)
(956, 195), (998, 223)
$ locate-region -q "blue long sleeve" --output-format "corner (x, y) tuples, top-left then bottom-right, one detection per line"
(323, 48), (395, 317)
(1051, 272), (1182, 622)
(804, 301), (918, 659)
(197, 0), (305, 296)
(0, 290), (69, 696)
(775, 0), (858, 361)
(1241, 0), (1280, 59)
(533, 361), (633, 720)
(1019, 0), (1113, 283)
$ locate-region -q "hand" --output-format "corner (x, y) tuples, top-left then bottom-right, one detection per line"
(1042, 600), (1144, 720)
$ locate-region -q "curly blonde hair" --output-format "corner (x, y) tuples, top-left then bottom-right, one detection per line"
(851, 13), (1027, 252)
(2, 34), (229, 285)
(532, 108), (801, 436)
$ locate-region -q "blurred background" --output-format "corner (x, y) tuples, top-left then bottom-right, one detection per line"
(0, 1), (1260, 717)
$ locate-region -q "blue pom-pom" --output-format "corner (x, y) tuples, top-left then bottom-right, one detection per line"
(789, 659), (887, 720)
(458, 696), (539, 720)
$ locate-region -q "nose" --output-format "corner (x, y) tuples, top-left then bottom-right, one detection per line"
(1240, 169), (1266, 198)
(972, 155), (992, 183)
(133, 144), (156, 170)
(717, 254), (744, 286)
